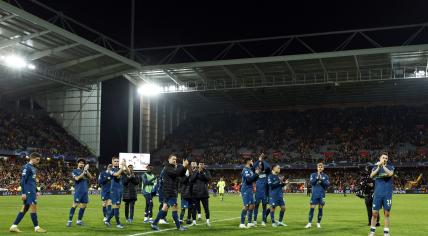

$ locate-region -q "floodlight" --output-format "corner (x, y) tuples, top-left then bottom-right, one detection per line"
(3, 55), (27, 69)
(137, 83), (162, 96)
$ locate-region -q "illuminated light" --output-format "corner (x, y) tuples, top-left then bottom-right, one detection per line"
(27, 64), (36, 70)
(168, 85), (177, 92)
(137, 83), (162, 96)
(415, 70), (426, 78)
(3, 55), (27, 69)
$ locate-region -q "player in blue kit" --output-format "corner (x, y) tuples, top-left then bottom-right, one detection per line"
(10, 152), (47, 233)
(239, 157), (260, 229)
(98, 164), (113, 221)
(305, 162), (329, 229)
(252, 153), (270, 226)
(267, 164), (288, 227)
(104, 156), (130, 229)
(368, 152), (394, 236)
(67, 158), (93, 227)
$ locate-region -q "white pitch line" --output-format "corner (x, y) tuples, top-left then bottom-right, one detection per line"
(127, 217), (241, 236)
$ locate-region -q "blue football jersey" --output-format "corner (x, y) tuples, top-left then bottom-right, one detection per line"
(21, 163), (37, 194)
(309, 172), (329, 197)
(268, 174), (284, 199)
(241, 166), (258, 192)
(72, 168), (89, 193)
(372, 164), (394, 196)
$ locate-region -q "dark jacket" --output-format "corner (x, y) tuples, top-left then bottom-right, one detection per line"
(190, 169), (211, 199)
(162, 163), (186, 198)
(123, 173), (139, 201)
(181, 174), (193, 199)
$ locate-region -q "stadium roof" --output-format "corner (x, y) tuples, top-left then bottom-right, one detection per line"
(0, 1), (141, 96)
(2, 0), (428, 112)
(127, 23), (428, 112)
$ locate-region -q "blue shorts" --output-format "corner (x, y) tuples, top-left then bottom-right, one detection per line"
(101, 191), (111, 201)
(310, 196), (325, 206)
(255, 192), (268, 204)
(241, 189), (255, 206)
(372, 194), (392, 211)
(23, 192), (37, 205)
(181, 198), (189, 208)
(111, 190), (123, 205)
(159, 194), (164, 204)
(165, 197), (178, 207)
(269, 197), (285, 207)
(74, 192), (89, 204)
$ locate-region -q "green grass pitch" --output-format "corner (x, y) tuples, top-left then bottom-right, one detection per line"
(1, 194), (427, 235)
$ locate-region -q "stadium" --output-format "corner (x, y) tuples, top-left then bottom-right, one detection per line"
(0, 0), (428, 235)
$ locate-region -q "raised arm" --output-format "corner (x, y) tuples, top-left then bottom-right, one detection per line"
(382, 165), (394, 177)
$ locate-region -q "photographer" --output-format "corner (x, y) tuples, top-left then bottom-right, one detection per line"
(356, 167), (380, 226)
(123, 165), (139, 224)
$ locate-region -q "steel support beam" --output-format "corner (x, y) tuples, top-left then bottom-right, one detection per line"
(138, 44), (428, 70)
(0, 30), (50, 49)
(27, 43), (80, 60)
(354, 55), (361, 77)
(163, 69), (182, 84)
(191, 68), (206, 83)
(0, 14), (15, 22)
(49, 54), (103, 70)
(78, 63), (123, 77)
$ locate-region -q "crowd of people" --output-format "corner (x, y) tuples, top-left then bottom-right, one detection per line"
(154, 105), (428, 165)
(0, 156), (98, 193)
(0, 109), (93, 159)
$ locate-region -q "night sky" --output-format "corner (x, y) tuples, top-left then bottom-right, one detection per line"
(19, 0), (428, 48)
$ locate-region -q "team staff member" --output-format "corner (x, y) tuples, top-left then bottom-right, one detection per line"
(123, 165), (139, 223)
(190, 161), (212, 226)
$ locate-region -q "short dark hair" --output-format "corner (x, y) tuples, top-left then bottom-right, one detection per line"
(168, 154), (176, 160)
(29, 152), (42, 159)
(112, 156), (119, 160)
(77, 158), (86, 164)
(380, 151), (388, 156)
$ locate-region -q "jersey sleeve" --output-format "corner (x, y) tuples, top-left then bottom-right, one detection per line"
(72, 169), (79, 179)
(243, 169), (257, 183)
(263, 161), (271, 174)
(98, 173), (105, 185)
(309, 173), (317, 185)
(20, 165), (29, 194)
(321, 174), (330, 188)
(268, 175), (283, 189)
